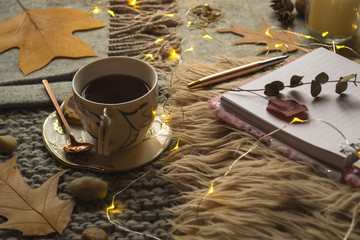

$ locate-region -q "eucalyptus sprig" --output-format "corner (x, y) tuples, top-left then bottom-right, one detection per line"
(263, 72), (358, 97)
(220, 72), (359, 120)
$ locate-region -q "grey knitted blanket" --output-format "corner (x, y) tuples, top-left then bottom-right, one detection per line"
(0, 0), (181, 239)
(0, 107), (178, 240)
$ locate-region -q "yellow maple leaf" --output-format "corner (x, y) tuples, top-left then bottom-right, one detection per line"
(0, 7), (107, 75)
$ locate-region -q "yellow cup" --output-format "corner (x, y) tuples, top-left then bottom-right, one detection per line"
(306, 0), (360, 43)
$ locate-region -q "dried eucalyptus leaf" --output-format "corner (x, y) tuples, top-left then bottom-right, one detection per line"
(264, 83), (279, 96)
(335, 81), (348, 94)
(339, 74), (356, 82)
(272, 81), (285, 90)
(311, 80), (321, 97)
(264, 81), (285, 96)
(314, 72), (329, 84)
(290, 75), (304, 87)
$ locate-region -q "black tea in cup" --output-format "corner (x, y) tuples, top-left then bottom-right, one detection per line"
(81, 74), (149, 104)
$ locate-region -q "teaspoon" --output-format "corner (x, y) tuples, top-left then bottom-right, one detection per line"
(42, 79), (94, 153)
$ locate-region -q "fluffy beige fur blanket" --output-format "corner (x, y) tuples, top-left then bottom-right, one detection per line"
(162, 56), (360, 240)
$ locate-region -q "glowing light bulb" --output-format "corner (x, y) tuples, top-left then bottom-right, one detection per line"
(336, 45), (346, 49)
(107, 203), (115, 211)
(322, 31), (329, 37)
(275, 43), (284, 48)
(202, 182), (214, 200)
(168, 48), (179, 60)
(129, 0), (136, 7)
(265, 28), (273, 38)
(292, 117), (304, 123)
(185, 45), (194, 52)
(107, 10), (115, 17)
(146, 54), (154, 60)
(300, 34), (313, 39)
(155, 38), (164, 44)
(164, 13), (175, 17)
(202, 34), (213, 39)
(171, 138), (180, 151)
(93, 5), (100, 14)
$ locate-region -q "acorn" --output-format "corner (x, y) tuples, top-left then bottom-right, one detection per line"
(68, 176), (108, 201)
(81, 228), (108, 240)
(0, 135), (17, 153)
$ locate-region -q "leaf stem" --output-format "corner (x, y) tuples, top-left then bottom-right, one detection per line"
(16, 0), (26, 10)
(219, 79), (360, 93)
(16, 0), (42, 33)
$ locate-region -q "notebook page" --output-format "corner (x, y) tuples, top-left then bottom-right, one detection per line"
(221, 48), (360, 160)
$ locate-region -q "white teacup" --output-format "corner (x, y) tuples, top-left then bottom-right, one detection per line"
(72, 57), (158, 156)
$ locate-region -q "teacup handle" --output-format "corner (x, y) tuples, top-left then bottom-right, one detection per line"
(98, 108), (111, 156)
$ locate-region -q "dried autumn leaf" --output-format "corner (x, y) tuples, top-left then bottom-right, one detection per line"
(267, 98), (309, 118)
(0, 7), (107, 75)
(217, 18), (301, 54)
(0, 155), (75, 237)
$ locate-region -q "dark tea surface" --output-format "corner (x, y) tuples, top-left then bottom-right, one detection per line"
(82, 74), (149, 104)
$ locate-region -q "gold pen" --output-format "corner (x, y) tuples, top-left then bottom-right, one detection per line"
(187, 55), (289, 89)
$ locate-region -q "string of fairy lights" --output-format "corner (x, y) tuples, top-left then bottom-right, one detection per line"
(91, 0), (359, 61)
(88, 1), (360, 239)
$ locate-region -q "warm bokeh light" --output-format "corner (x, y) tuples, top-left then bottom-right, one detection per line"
(164, 13), (175, 17)
(93, 5), (100, 14)
(107, 10), (115, 17)
(300, 34), (313, 39)
(146, 54), (154, 60)
(107, 203), (115, 211)
(170, 138), (180, 151)
(202, 182), (214, 200)
(155, 38), (164, 44)
(168, 48), (179, 60)
(265, 28), (273, 38)
(202, 34), (213, 39)
(129, 0), (136, 7)
(292, 117), (305, 123)
(184, 45), (194, 52)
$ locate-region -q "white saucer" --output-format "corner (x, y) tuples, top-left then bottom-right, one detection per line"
(42, 111), (172, 172)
